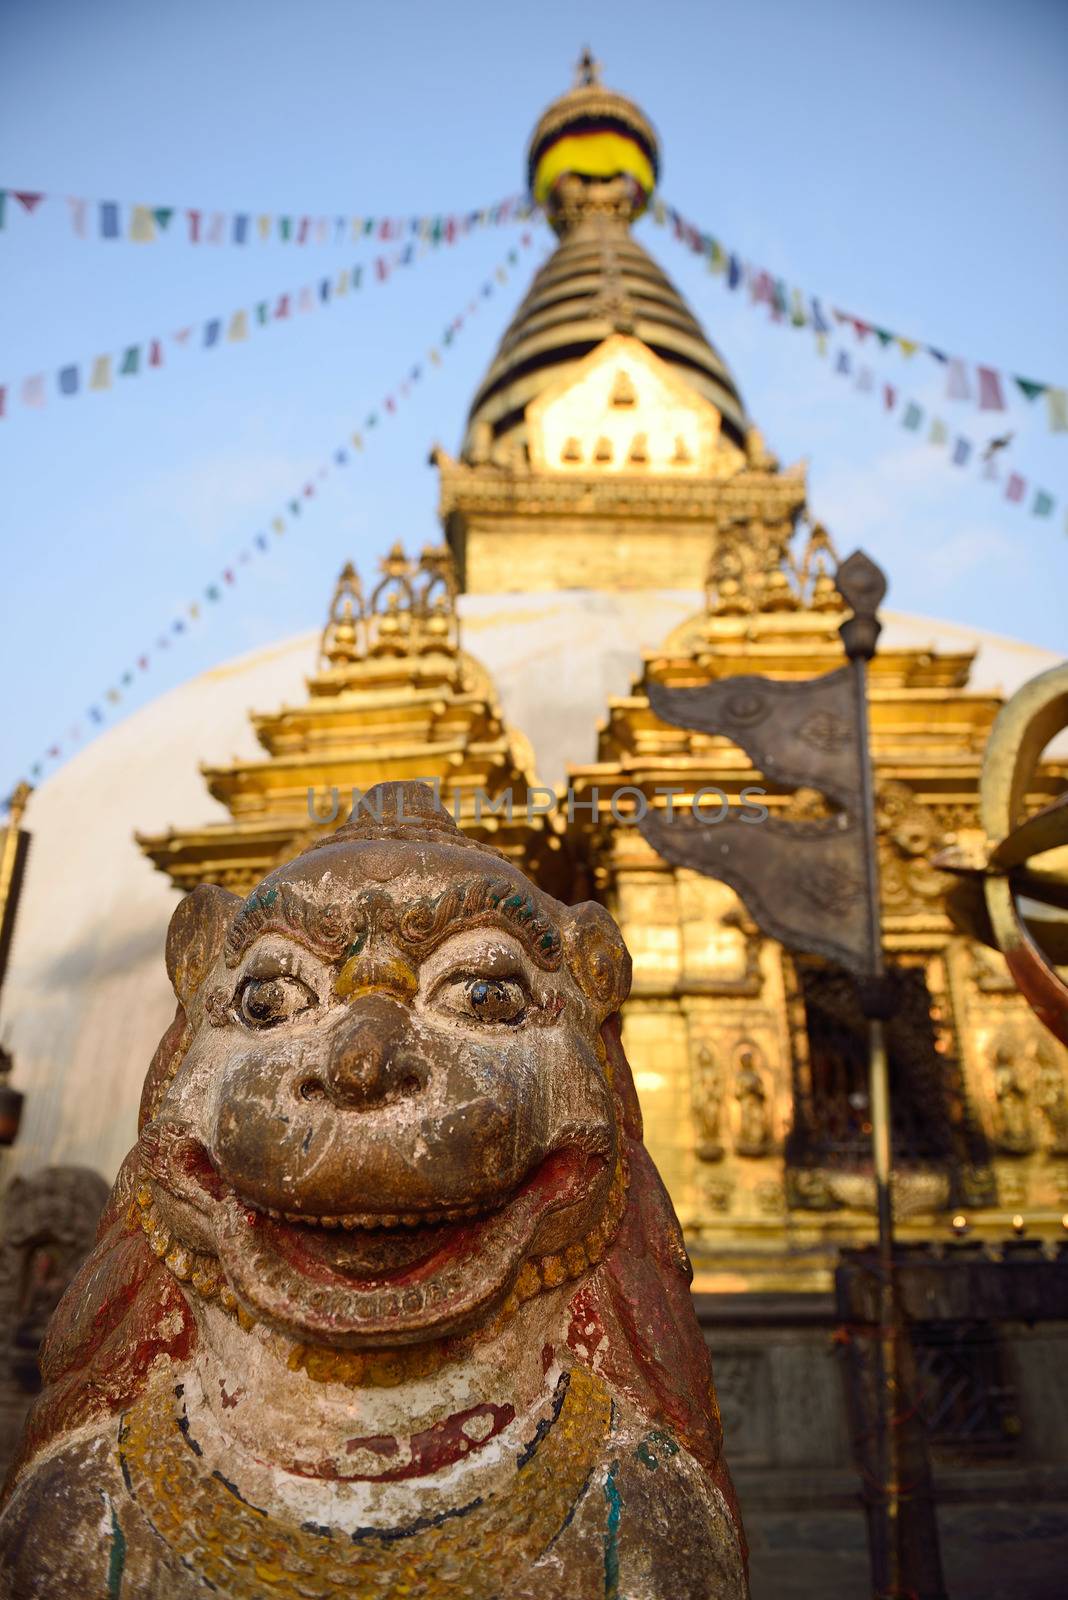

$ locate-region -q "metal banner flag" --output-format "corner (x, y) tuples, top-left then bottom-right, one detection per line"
(638, 550), (889, 979)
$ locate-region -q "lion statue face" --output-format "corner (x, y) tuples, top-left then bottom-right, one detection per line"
(137, 783), (631, 1353)
(4, 782), (747, 1599)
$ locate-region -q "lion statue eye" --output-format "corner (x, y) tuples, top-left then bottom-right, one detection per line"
(461, 977), (527, 1025)
(238, 975), (317, 1028)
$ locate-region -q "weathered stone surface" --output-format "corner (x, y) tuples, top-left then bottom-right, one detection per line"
(0, 1166), (110, 1477)
(0, 782), (746, 1598)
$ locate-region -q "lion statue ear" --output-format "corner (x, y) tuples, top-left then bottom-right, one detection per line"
(562, 901), (632, 1019)
(165, 883), (241, 1008)
(136, 884), (241, 1135)
(3, 886), (241, 1500)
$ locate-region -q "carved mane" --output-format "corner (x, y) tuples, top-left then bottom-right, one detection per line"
(5, 880), (742, 1552)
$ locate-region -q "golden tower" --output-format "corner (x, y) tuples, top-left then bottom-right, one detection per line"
(140, 57), (1068, 1294)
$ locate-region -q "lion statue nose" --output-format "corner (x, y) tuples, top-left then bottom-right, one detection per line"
(319, 994), (427, 1109)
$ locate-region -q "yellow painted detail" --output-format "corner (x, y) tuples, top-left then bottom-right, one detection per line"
(335, 953), (419, 1002)
(533, 131), (655, 205)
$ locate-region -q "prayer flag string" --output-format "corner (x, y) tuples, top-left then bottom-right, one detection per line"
(653, 199), (1067, 436)
(0, 186), (529, 249)
(1, 213), (529, 419)
(12, 232), (540, 792)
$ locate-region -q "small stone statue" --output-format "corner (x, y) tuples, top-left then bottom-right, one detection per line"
(992, 1040), (1034, 1156)
(733, 1045), (772, 1158)
(695, 1045), (725, 1161)
(1031, 1037), (1068, 1156)
(0, 783), (747, 1599)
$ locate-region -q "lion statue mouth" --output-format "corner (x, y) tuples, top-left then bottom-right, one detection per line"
(138, 1121), (621, 1348)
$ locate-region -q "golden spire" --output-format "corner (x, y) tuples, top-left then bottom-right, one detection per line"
(527, 56), (660, 235)
(319, 562), (365, 668)
(320, 545), (461, 667)
(575, 46), (601, 86)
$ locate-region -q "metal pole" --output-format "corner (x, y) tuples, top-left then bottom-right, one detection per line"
(849, 645), (902, 1599)
(838, 555), (946, 1599)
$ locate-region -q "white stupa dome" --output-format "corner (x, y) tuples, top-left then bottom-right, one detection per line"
(2, 588), (1062, 1183)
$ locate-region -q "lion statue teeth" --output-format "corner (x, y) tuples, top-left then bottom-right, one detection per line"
(0, 782), (747, 1599)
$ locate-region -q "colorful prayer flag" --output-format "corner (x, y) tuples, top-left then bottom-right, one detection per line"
(100, 201), (121, 239)
(129, 204), (155, 242)
(946, 358), (971, 401)
(929, 418), (948, 445)
(67, 196), (88, 237)
(1033, 490), (1054, 517)
(1015, 377), (1045, 402)
(120, 346), (140, 375)
(951, 437), (972, 467)
(227, 310), (248, 341)
(902, 401), (923, 431)
(203, 320), (221, 348)
(1005, 473), (1026, 503)
(1047, 388), (1068, 433)
(977, 366), (1005, 411)
(89, 355), (112, 390)
(21, 375), (45, 408)
(58, 365), (79, 396)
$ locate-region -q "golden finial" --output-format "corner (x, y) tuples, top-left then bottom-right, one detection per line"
(320, 562), (365, 668)
(528, 52), (659, 234)
(417, 546), (460, 656)
(3, 783), (32, 828)
(576, 47), (601, 86)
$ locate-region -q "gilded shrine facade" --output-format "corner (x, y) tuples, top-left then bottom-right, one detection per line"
(138, 58), (1068, 1298)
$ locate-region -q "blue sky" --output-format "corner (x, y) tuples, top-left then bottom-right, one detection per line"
(2, 0), (1066, 791)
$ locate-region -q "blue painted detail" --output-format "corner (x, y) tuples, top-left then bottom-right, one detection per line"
(105, 1497), (126, 1598)
(603, 1460), (622, 1599)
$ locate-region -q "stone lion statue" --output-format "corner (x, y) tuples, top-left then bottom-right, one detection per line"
(0, 783), (747, 1599)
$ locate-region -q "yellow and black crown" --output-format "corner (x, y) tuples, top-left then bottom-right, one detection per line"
(527, 51), (660, 234)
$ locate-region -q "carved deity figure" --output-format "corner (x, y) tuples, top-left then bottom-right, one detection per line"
(733, 1045), (772, 1158)
(991, 1040), (1034, 1156)
(1031, 1037), (1068, 1156)
(0, 783), (747, 1599)
(694, 1045), (725, 1162)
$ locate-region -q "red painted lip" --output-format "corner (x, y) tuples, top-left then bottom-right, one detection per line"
(236, 1145), (600, 1291)
(214, 1144), (611, 1346)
